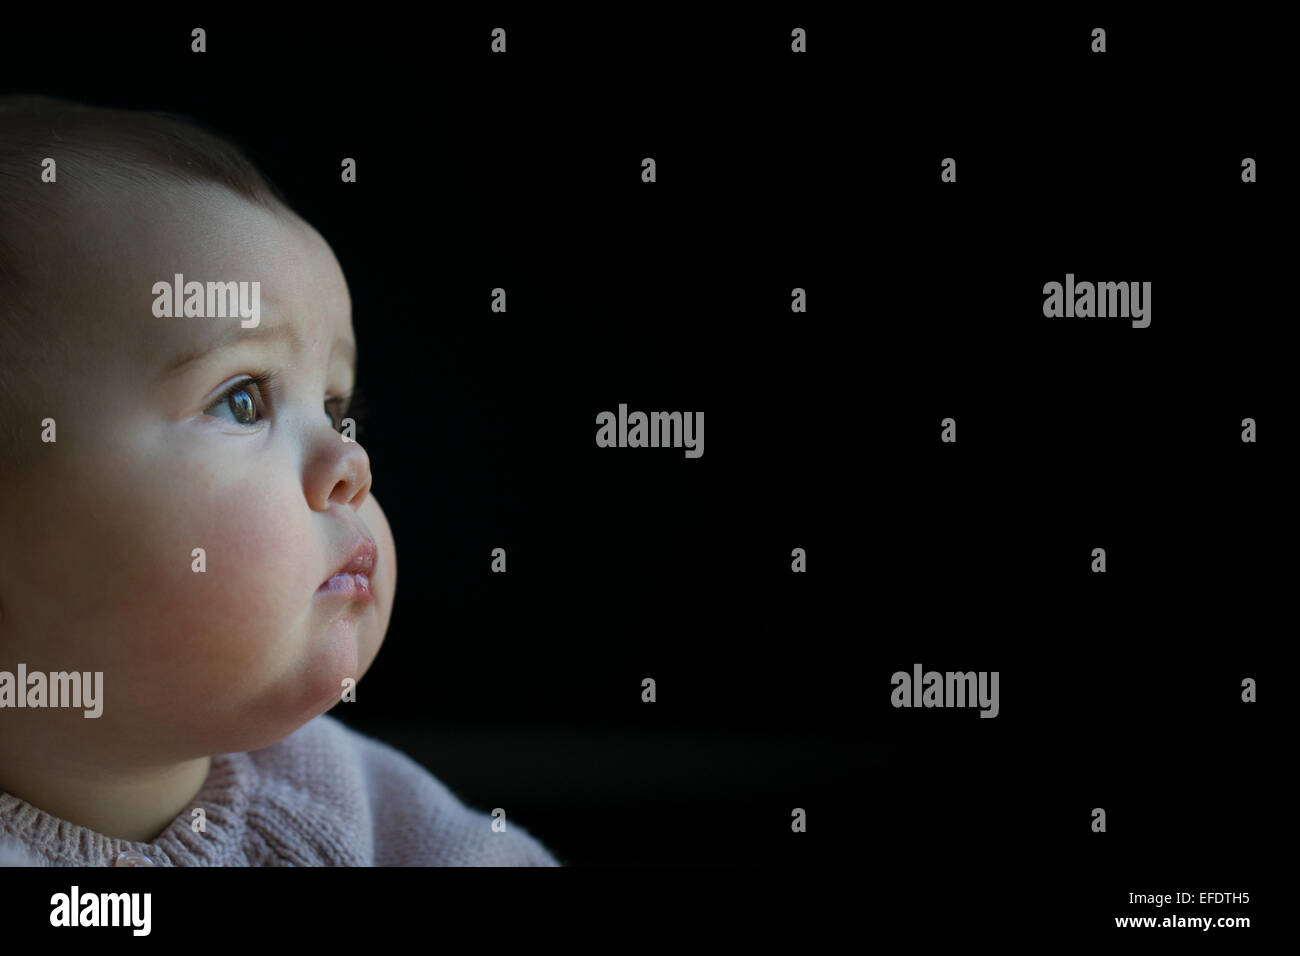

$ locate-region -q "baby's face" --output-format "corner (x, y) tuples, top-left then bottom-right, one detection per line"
(0, 182), (396, 763)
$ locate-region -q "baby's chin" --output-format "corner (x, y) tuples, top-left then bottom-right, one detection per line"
(205, 628), (384, 754)
(291, 622), (379, 714)
(208, 689), (360, 756)
(118, 584), (392, 757)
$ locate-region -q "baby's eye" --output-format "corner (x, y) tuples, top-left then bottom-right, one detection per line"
(324, 398), (346, 431)
(206, 378), (267, 426)
(325, 388), (367, 434)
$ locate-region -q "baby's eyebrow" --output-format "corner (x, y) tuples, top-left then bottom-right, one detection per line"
(334, 337), (358, 380)
(161, 322), (303, 379)
(160, 323), (357, 380)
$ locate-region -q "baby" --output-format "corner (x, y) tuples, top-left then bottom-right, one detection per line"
(0, 96), (560, 866)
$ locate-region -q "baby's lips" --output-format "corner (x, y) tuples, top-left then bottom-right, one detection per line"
(320, 535), (378, 588)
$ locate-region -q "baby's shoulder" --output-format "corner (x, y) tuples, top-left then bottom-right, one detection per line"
(309, 714), (561, 867)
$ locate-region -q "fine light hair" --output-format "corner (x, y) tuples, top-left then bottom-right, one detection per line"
(0, 94), (292, 483)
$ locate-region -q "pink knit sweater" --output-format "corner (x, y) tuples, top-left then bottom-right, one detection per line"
(0, 714), (561, 866)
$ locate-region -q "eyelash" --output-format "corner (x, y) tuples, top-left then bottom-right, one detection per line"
(206, 371), (368, 434)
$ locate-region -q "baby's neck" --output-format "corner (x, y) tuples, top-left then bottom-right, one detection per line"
(0, 753), (212, 844)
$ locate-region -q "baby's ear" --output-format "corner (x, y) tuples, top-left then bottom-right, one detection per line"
(0, 837), (44, 867)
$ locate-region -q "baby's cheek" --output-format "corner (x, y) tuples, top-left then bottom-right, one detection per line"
(122, 511), (308, 688)
(356, 494), (395, 677)
(359, 493), (396, 617)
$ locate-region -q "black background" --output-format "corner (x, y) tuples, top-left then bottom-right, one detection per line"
(0, 9), (1282, 941)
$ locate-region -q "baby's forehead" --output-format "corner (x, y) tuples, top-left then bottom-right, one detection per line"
(47, 180), (350, 354)
(71, 180), (310, 274)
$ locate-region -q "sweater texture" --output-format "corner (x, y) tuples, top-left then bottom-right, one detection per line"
(0, 714), (561, 866)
